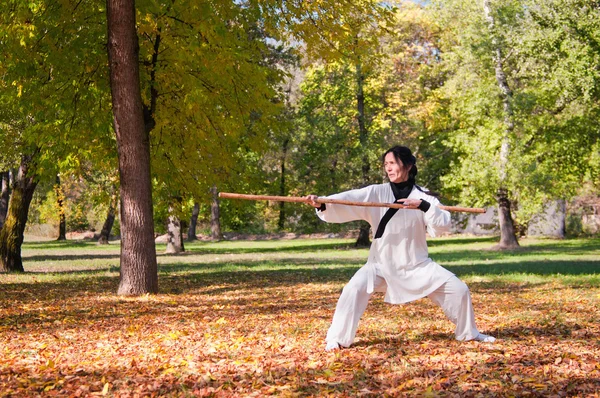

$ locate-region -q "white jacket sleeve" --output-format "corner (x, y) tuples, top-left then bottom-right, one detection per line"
(422, 195), (452, 237)
(316, 185), (380, 228)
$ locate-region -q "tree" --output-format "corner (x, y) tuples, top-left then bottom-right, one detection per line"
(107, 0), (158, 294)
(482, 0), (519, 248)
(98, 186), (118, 245)
(55, 175), (67, 241)
(510, 0), (600, 208)
(0, 172), (10, 229)
(0, 154), (38, 272)
(165, 202), (185, 254)
(187, 202), (199, 241)
(210, 186), (222, 240)
(282, 2), (449, 236)
(0, 0), (113, 270)
(429, 0), (600, 246)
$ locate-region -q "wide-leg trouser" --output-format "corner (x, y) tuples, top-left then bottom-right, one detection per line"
(325, 265), (481, 347)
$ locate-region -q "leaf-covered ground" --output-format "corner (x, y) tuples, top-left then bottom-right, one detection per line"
(1, 237), (599, 397)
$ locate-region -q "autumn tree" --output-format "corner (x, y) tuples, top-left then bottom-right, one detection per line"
(281, 2), (449, 235)
(107, 0), (158, 294)
(0, 0), (111, 271)
(0, 153), (38, 272)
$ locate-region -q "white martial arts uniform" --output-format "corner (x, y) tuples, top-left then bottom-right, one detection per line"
(317, 183), (484, 347)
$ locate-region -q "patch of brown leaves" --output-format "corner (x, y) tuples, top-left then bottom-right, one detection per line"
(1, 271), (599, 397)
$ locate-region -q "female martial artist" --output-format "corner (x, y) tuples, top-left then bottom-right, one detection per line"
(306, 145), (496, 351)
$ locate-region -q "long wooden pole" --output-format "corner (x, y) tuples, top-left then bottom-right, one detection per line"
(218, 192), (486, 214)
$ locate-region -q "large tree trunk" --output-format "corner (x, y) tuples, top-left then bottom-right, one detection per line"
(0, 156), (38, 273)
(166, 209), (185, 254)
(278, 138), (289, 231)
(187, 202), (199, 241)
(55, 175), (66, 241)
(107, 0), (158, 295)
(355, 59), (371, 248)
(210, 185), (222, 240)
(98, 189), (118, 245)
(483, 0), (519, 249)
(0, 171), (10, 229)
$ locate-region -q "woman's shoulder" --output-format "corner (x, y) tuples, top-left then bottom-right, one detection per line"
(371, 183), (391, 191)
(367, 183), (393, 195)
(411, 185), (441, 203)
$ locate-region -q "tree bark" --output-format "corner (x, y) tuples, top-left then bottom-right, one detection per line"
(278, 138), (289, 231)
(55, 175), (66, 241)
(210, 185), (222, 240)
(98, 189), (118, 245)
(483, 0), (519, 249)
(166, 209), (185, 254)
(187, 202), (199, 241)
(496, 188), (519, 249)
(107, 0), (158, 294)
(0, 171), (10, 229)
(355, 59), (371, 248)
(0, 155), (38, 272)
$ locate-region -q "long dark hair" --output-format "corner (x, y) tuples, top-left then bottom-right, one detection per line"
(382, 146), (438, 197)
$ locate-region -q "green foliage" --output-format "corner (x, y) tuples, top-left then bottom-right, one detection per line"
(429, 0), (600, 225)
(28, 174), (110, 234)
(0, 0), (114, 180)
(134, 0), (290, 225)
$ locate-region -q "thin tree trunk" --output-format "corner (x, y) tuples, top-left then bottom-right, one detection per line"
(107, 0), (158, 294)
(483, 0), (519, 249)
(278, 138), (289, 231)
(187, 202), (199, 241)
(0, 155), (38, 272)
(355, 59), (371, 247)
(556, 199), (566, 239)
(166, 209), (185, 254)
(55, 175), (66, 241)
(0, 171), (10, 229)
(496, 188), (519, 248)
(210, 185), (222, 240)
(98, 189), (118, 245)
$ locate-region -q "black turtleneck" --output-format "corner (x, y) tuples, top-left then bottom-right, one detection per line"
(392, 180), (413, 200)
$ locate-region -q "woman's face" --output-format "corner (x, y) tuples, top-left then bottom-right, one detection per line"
(384, 152), (409, 183)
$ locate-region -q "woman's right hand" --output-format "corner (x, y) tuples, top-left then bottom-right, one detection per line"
(305, 194), (321, 208)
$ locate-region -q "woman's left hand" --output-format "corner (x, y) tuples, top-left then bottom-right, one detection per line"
(396, 198), (422, 209)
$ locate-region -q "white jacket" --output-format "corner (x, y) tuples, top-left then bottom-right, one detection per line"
(317, 183), (455, 304)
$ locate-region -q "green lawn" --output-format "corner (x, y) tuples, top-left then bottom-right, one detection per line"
(1, 236), (599, 396)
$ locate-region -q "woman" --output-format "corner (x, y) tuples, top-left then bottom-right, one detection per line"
(306, 146), (495, 351)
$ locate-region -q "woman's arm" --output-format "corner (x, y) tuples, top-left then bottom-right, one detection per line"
(418, 195), (452, 237)
(306, 185), (380, 225)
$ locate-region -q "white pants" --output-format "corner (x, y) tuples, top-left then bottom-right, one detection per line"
(326, 266), (481, 347)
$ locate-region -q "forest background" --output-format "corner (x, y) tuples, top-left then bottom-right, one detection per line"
(1, 0), (599, 277)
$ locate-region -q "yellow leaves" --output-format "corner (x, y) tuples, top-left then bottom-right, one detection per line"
(40, 358), (56, 371)
(2, 240), (600, 396)
(11, 80), (23, 97)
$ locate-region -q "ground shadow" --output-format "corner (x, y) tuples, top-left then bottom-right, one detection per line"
(182, 241), (358, 255)
(23, 253), (120, 262)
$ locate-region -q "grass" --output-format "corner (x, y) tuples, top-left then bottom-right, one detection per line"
(1, 235), (599, 396)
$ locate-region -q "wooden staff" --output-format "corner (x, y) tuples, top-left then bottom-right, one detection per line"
(218, 192), (486, 214)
